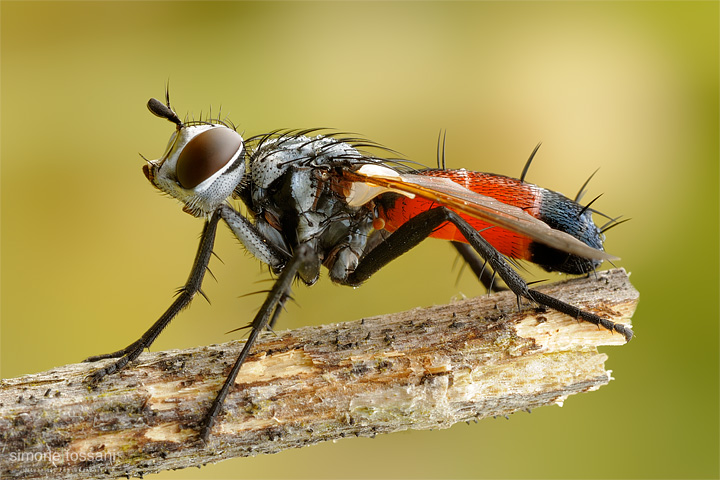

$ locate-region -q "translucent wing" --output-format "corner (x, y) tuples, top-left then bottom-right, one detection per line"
(343, 165), (618, 262)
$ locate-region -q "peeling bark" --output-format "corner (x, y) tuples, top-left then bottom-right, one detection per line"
(0, 269), (637, 480)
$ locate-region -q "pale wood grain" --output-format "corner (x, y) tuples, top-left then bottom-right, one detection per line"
(0, 269), (637, 480)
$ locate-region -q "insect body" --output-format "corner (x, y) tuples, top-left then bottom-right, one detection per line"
(377, 169), (605, 274)
(85, 95), (632, 442)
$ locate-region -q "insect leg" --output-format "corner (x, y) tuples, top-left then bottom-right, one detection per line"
(84, 209), (223, 382)
(200, 244), (314, 442)
(218, 204), (289, 271)
(451, 241), (507, 292)
(448, 211), (632, 340)
(347, 207), (632, 341)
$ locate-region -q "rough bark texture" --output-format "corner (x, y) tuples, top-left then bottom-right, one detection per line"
(0, 269), (637, 480)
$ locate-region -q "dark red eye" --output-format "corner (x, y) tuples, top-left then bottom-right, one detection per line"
(176, 128), (243, 189)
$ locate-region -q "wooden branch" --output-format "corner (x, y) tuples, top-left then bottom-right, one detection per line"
(0, 268), (637, 480)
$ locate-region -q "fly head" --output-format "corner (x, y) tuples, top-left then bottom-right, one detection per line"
(142, 98), (246, 217)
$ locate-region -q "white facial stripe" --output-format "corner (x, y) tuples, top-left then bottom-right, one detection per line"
(150, 124), (246, 216)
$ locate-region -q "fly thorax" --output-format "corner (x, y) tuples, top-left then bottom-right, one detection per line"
(144, 123), (246, 217)
(248, 133), (370, 243)
(246, 133), (375, 283)
(249, 134), (366, 190)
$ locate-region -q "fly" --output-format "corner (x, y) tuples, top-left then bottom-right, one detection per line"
(84, 93), (633, 442)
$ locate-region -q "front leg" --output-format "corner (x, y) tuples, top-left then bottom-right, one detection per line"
(218, 204), (289, 271)
(84, 209), (223, 382)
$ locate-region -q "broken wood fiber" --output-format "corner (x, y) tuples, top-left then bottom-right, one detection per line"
(0, 268), (637, 480)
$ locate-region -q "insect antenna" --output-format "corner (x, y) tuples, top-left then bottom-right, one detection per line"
(520, 142), (542, 183)
(147, 97), (183, 128)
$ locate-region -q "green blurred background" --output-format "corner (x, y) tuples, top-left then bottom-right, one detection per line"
(2, 1), (717, 478)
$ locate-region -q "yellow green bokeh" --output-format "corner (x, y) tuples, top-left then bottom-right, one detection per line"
(2, 2), (717, 478)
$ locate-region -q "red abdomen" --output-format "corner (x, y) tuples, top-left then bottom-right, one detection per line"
(378, 169), (543, 261)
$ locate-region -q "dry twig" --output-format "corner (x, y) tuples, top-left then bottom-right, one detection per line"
(0, 269), (637, 480)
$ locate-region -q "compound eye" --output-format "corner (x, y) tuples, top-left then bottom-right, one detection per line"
(176, 127), (243, 189)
